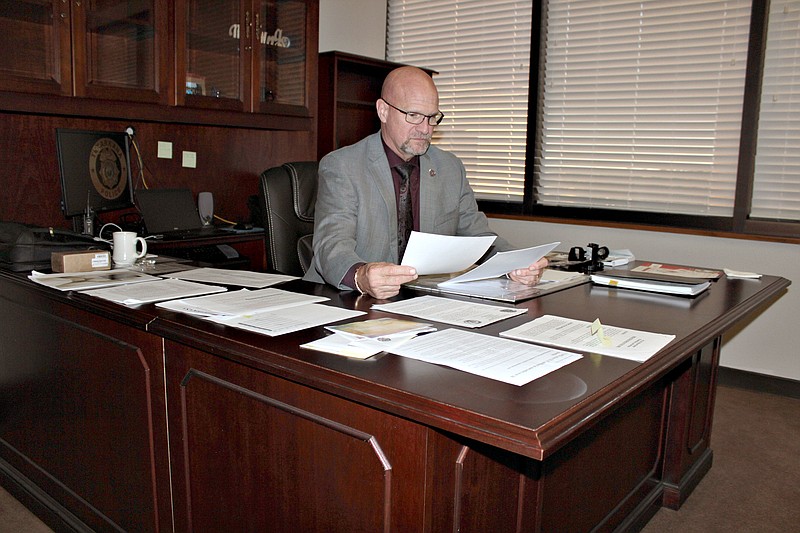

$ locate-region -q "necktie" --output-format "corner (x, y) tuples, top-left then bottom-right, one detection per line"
(396, 162), (414, 260)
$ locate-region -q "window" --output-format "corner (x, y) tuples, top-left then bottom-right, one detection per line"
(386, 0), (533, 202)
(537, 0), (750, 218)
(386, 0), (800, 239)
(750, 0), (800, 222)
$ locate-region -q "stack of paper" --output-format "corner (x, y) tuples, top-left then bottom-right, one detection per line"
(157, 287), (365, 336)
(372, 295), (527, 328)
(302, 317), (436, 359)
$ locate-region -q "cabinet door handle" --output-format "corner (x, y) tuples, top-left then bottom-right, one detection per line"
(244, 11), (252, 50)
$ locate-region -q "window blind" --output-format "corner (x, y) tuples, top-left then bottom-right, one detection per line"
(750, 0), (800, 222)
(386, 0), (533, 201)
(537, 0), (751, 216)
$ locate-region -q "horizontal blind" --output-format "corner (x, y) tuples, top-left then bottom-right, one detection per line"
(750, 0), (800, 221)
(537, 0), (751, 216)
(386, 0), (532, 201)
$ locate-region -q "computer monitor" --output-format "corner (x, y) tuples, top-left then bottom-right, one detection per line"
(56, 128), (135, 218)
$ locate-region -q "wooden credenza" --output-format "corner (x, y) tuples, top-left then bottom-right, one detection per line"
(0, 266), (789, 532)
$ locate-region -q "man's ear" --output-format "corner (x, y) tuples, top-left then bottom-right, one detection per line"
(376, 99), (388, 123)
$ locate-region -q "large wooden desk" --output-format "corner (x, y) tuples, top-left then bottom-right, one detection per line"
(0, 266), (789, 532)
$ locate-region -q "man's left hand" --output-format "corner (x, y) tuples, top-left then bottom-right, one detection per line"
(507, 257), (549, 285)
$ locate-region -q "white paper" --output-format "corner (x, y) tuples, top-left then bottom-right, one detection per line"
(372, 295), (526, 328)
(400, 232), (496, 275)
(301, 331), (420, 359)
(220, 304), (365, 337)
(156, 288), (328, 317)
(82, 278), (227, 305)
(301, 333), (384, 359)
(163, 267), (297, 288)
(500, 315), (675, 362)
(603, 249), (635, 267)
(723, 268), (762, 279)
(28, 269), (159, 291)
(386, 328), (582, 386)
(441, 242), (560, 284)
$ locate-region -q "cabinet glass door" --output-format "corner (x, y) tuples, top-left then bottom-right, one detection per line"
(183, 0), (244, 109)
(256, 0), (307, 111)
(0, 0), (71, 94)
(74, 0), (166, 102)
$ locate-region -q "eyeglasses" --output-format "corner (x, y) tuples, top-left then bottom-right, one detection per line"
(381, 98), (444, 126)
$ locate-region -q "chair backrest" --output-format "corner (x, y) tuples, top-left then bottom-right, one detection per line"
(256, 161), (318, 276)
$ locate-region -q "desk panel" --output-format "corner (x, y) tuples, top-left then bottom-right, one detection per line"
(0, 275), (171, 532)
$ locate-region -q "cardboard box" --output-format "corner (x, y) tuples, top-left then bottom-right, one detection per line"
(51, 250), (112, 273)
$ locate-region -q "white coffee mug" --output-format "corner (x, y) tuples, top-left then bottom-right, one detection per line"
(112, 231), (147, 266)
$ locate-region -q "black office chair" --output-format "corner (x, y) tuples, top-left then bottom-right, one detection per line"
(256, 161), (318, 276)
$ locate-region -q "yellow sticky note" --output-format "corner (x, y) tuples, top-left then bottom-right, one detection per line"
(591, 318), (613, 347)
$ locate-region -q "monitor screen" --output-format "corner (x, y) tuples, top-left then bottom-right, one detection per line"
(56, 128), (135, 217)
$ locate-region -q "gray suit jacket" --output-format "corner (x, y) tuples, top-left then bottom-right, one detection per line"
(303, 132), (511, 288)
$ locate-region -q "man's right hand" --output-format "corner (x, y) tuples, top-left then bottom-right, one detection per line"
(356, 262), (418, 299)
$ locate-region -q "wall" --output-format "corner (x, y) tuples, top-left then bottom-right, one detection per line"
(319, 0), (387, 58)
(319, 0), (799, 381)
(0, 113), (315, 231)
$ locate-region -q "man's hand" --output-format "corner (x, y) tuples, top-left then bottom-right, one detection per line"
(507, 257), (549, 286)
(356, 262), (418, 299)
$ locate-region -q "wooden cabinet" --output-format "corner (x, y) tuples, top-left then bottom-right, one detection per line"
(0, 0), (318, 130)
(317, 51), (436, 160)
(0, 0), (169, 104)
(175, 0), (316, 117)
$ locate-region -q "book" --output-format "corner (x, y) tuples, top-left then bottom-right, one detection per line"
(625, 262), (722, 281)
(591, 274), (710, 296)
(325, 317), (435, 339)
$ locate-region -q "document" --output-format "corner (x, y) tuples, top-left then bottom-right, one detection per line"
(82, 278), (227, 305)
(302, 317), (436, 359)
(156, 287), (328, 318)
(301, 333), (387, 359)
(400, 232), (496, 275)
(500, 315), (676, 362)
(405, 268), (588, 303)
(163, 267), (297, 288)
(220, 304), (365, 337)
(372, 295), (526, 328)
(301, 331), (422, 360)
(386, 328), (583, 386)
(28, 269), (159, 291)
(441, 242), (560, 284)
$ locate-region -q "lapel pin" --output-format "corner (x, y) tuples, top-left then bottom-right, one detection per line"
(429, 168), (436, 177)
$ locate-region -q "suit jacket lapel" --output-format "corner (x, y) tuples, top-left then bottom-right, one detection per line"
(366, 133), (398, 225)
(419, 152), (436, 231)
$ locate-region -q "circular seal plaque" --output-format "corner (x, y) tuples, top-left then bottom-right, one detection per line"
(89, 138), (128, 200)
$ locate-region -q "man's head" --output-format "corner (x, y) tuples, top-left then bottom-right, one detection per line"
(377, 66), (442, 160)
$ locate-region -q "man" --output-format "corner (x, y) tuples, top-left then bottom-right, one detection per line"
(304, 66), (547, 299)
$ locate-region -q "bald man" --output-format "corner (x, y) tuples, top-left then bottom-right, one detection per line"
(304, 66), (547, 299)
